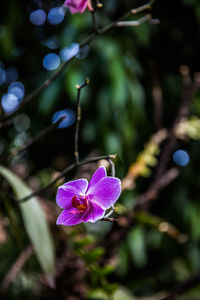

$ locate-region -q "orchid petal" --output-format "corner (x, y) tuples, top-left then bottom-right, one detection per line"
(87, 166), (107, 193)
(56, 209), (84, 226)
(82, 201), (105, 223)
(87, 0), (93, 11)
(64, 0), (88, 14)
(56, 178), (88, 209)
(89, 177), (121, 210)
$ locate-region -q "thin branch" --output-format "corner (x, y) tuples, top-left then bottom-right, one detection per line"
(150, 60), (163, 130)
(98, 3), (152, 35)
(100, 78), (200, 264)
(134, 211), (188, 243)
(158, 272), (200, 300)
(100, 217), (118, 222)
(0, 245), (33, 295)
(131, 0), (155, 14)
(0, 0), (155, 127)
(153, 78), (200, 182)
(107, 158), (115, 177)
(0, 56), (77, 128)
(74, 78), (90, 164)
(179, 65), (192, 88)
(116, 14), (152, 27)
(18, 154), (116, 203)
(134, 167), (180, 210)
(100, 167), (180, 263)
(91, 10), (99, 32)
(10, 116), (66, 158)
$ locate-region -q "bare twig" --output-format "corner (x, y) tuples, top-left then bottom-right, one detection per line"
(100, 217), (118, 222)
(134, 211), (188, 243)
(0, 245), (33, 295)
(100, 167), (180, 263)
(100, 77), (200, 264)
(0, 0), (155, 127)
(149, 60), (163, 130)
(74, 78), (90, 164)
(0, 56), (76, 128)
(134, 167), (180, 210)
(91, 10), (99, 32)
(152, 84), (163, 130)
(153, 77), (200, 183)
(98, 2), (153, 35)
(18, 154), (116, 203)
(158, 272), (200, 300)
(179, 65), (192, 88)
(116, 14), (152, 27)
(107, 158), (115, 177)
(10, 116), (66, 158)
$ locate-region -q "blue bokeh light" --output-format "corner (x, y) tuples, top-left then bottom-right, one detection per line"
(173, 149), (190, 167)
(30, 9), (46, 26)
(1, 93), (19, 114)
(8, 81), (25, 101)
(52, 109), (76, 128)
(0, 68), (6, 85)
(60, 43), (80, 62)
(76, 45), (90, 60)
(43, 36), (59, 49)
(47, 7), (65, 25)
(43, 53), (60, 71)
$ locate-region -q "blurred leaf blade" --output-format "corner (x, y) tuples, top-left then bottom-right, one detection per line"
(0, 165), (55, 280)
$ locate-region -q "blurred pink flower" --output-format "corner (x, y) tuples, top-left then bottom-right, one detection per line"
(56, 166), (121, 226)
(64, 0), (93, 14)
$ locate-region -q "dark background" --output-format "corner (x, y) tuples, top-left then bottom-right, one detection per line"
(0, 0), (200, 299)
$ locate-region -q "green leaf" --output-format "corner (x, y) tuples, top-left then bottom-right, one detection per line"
(73, 235), (95, 250)
(87, 289), (109, 300)
(0, 165), (55, 280)
(81, 247), (105, 264)
(128, 227), (147, 268)
(113, 287), (136, 300)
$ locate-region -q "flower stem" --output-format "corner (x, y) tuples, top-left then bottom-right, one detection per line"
(18, 154), (115, 203)
(74, 78), (90, 164)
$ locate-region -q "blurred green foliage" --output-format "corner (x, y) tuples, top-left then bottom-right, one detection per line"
(1, 0), (200, 299)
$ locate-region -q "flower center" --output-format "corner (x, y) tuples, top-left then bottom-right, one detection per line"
(72, 194), (88, 212)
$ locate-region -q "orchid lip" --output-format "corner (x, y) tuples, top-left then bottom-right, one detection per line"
(72, 194), (88, 212)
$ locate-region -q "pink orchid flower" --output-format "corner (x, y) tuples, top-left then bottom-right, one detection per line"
(64, 0), (93, 14)
(56, 166), (121, 226)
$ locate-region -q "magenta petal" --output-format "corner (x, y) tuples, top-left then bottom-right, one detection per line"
(64, 0), (88, 14)
(82, 201), (105, 223)
(56, 178), (88, 209)
(87, 166), (107, 193)
(56, 209), (84, 226)
(89, 177), (121, 210)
